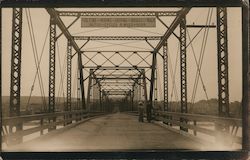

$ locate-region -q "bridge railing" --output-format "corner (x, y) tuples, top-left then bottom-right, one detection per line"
(1, 110), (105, 146)
(154, 111), (242, 145)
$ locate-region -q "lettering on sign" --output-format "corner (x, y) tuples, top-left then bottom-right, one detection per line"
(81, 16), (156, 28)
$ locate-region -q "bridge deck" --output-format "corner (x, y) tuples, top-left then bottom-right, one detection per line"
(6, 113), (204, 151)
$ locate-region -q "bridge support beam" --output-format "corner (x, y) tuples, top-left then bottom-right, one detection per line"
(48, 15), (56, 131)
(148, 51), (157, 122)
(86, 69), (93, 111)
(163, 40), (171, 125)
(216, 7), (230, 142)
(9, 8), (23, 144)
(163, 41), (168, 112)
(65, 40), (72, 125)
(99, 87), (102, 112)
(180, 16), (188, 132)
(242, 4), (249, 150)
(78, 54), (86, 110)
(217, 7), (229, 117)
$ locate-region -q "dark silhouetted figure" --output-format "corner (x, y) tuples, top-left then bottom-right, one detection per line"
(138, 101), (144, 122)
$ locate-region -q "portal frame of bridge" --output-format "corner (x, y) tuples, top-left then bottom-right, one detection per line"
(3, 2), (249, 157)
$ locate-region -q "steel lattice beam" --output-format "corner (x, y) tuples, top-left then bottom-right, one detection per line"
(58, 11), (179, 17)
(74, 36), (162, 41)
(83, 66), (151, 70)
(65, 41), (72, 124)
(66, 40), (72, 111)
(0, 8), (2, 150)
(83, 51), (152, 53)
(48, 16), (56, 114)
(46, 8), (86, 110)
(163, 41), (168, 111)
(180, 16), (188, 131)
(86, 69), (93, 111)
(9, 8), (23, 144)
(142, 70), (148, 101)
(217, 7), (229, 117)
(48, 15), (57, 131)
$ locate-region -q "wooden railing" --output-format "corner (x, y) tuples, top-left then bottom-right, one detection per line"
(154, 111), (242, 144)
(1, 110), (105, 145)
(125, 110), (242, 145)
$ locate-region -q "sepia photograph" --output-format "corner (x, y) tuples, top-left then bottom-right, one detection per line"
(0, 1), (249, 159)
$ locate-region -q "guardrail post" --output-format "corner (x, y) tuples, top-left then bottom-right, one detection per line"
(193, 120), (197, 136)
(40, 118), (44, 135)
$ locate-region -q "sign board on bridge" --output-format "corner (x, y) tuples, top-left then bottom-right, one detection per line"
(81, 16), (156, 28)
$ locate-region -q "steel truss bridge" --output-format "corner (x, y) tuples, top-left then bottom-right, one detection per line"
(1, 6), (248, 152)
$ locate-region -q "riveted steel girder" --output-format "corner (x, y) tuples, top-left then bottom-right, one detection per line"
(9, 8), (23, 144)
(163, 41), (168, 111)
(58, 11), (179, 17)
(74, 36), (162, 41)
(217, 7), (229, 117)
(179, 16), (188, 132)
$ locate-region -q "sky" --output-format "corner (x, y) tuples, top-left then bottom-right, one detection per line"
(2, 7), (242, 103)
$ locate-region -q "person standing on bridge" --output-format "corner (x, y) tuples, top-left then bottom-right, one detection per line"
(138, 101), (144, 122)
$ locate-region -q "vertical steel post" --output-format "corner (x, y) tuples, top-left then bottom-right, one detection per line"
(0, 8), (2, 150)
(48, 15), (56, 131)
(138, 79), (141, 101)
(242, 3), (249, 151)
(142, 70), (148, 119)
(102, 90), (106, 112)
(216, 8), (230, 143)
(129, 90), (133, 111)
(163, 41), (168, 111)
(86, 69), (93, 111)
(131, 88), (134, 111)
(154, 69), (157, 104)
(99, 88), (102, 112)
(148, 51), (157, 122)
(9, 8), (23, 144)
(78, 53), (86, 110)
(217, 7), (229, 117)
(142, 69), (148, 102)
(180, 16), (188, 132)
(66, 40), (72, 124)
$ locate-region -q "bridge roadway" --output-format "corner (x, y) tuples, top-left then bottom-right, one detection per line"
(7, 113), (205, 151)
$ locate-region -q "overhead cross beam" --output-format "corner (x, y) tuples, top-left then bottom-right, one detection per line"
(57, 11), (179, 17)
(74, 36), (162, 41)
(82, 51), (153, 53)
(46, 8), (86, 110)
(96, 74), (140, 77)
(83, 66), (151, 70)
